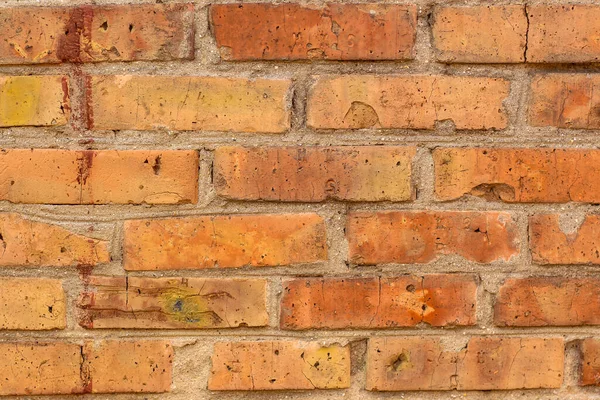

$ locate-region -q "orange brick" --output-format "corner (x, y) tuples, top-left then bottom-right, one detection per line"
(346, 211), (519, 265)
(581, 339), (600, 386)
(89, 75), (291, 133)
(0, 4), (193, 64)
(0, 278), (65, 330)
(495, 277), (600, 327)
(367, 337), (564, 391)
(432, 6), (527, 63)
(0, 76), (69, 127)
(211, 4), (416, 61)
(0, 342), (83, 395)
(214, 146), (415, 202)
(84, 340), (173, 393)
(527, 6), (600, 63)
(209, 341), (350, 390)
(529, 74), (600, 129)
(0, 149), (198, 204)
(307, 75), (509, 130)
(281, 275), (476, 329)
(79, 276), (268, 329)
(434, 148), (600, 203)
(123, 214), (327, 270)
(0, 213), (109, 267)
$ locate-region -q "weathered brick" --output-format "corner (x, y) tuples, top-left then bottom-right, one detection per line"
(530, 214), (600, 264)
(79, 276), (268, 329)
(124, 214), (327, 270)
(211, 4), (416, 61)
(281, 275), (476, 329)
(89, 75), (291, 133)
(527, 6), (600, 63)
(581, 339), (600, 386)
(529, 74), (600, 129)
(84, 340), (173, 393)
(0, 278), (65, 330)
(214, 146), (415, 202)
(209, 341), (350, 390)
(432, 6), (527, 63)
(0, 76), (69, 127)
(307, 75), (509, 130)
(0, 149), (198, 204)
(495, 277), (600, 327)
(0, 213), (109, 267)
(367, 337), (564, 391)
(0, 4), (193, 64)
(0, 342), (83, 395)
(346, 211), (518, 265)
(434, 148), (600, 203)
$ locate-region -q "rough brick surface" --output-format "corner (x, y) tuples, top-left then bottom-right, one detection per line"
(581, 339), (600, 386)
(214, 146), (416, 202)
(0, 4), (194, 64)
(211, 4), (416, 61)
(209, 341), (350, 390)
(281, 275), (477, 329)
(79, 276), (268, 329)
(495, 277), (600, 327)
(346, 211), (519, 265)
(367, 337), (564, 391)
(0, 278), (65, 330)
(89, 75), (291, 132)
(307, 76), (509, 130)
(432, 6), (527, 63)
(434, 148), (600, 203)
(123, 214), (327, 270)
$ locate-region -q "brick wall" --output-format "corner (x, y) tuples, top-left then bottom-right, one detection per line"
(0, 0), (599, 398)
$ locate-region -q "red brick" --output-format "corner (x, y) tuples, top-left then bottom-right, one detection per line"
(527, 6), (600, 63)
(209, 341), (350, 390)
(214, 146), (416, 202)
(307, 75), (509, 130)
(529, 74), (600, 129)
(495, 277), (600, 327)
(432, 6), (527, 63)
(346, 211), (519, 265)
(79, 276), (268, 329)
(281, 275), (476, 329)
(211, 4), (416, 61)
(0, 4), (193, 64)
(367, 337), (564, 391)
(434, 148), (600, 203)
(123, 214), (327, 270)
(581, 339), (600, 386)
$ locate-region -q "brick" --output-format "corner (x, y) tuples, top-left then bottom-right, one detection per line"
(527, 5), (600, 63)
(0, 342), (83, 395)
(79, 276), (268, 329)
(434, 148), (600, 203)
(0, 4), (193, 64)
(367, 337), (564, 391)
(581, 339), (600, 386)
(281, 275), (476, 329)
(214, 146), (415, 202)
(346, 211), (518, 265)
(432, 6), (527, 63)
(0, 76), (69, 127)
(0, 213), (109, 267)
(84, 340), (173, 393)
(89, 75), (291, 133)
(0, 278), (65, 330)
(307, 76), (509, 130)
(495, 277), (600, 327)
(0, 149), (198, 204)
(529, 74), (600, 129)
(211, 4), (416, 61)
(530, 214), (600, 265)
(209, 341), (350, 390)
(124, 214), (327, 270)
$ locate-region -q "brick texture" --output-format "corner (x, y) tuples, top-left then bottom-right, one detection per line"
(581, 339), (600, 386)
